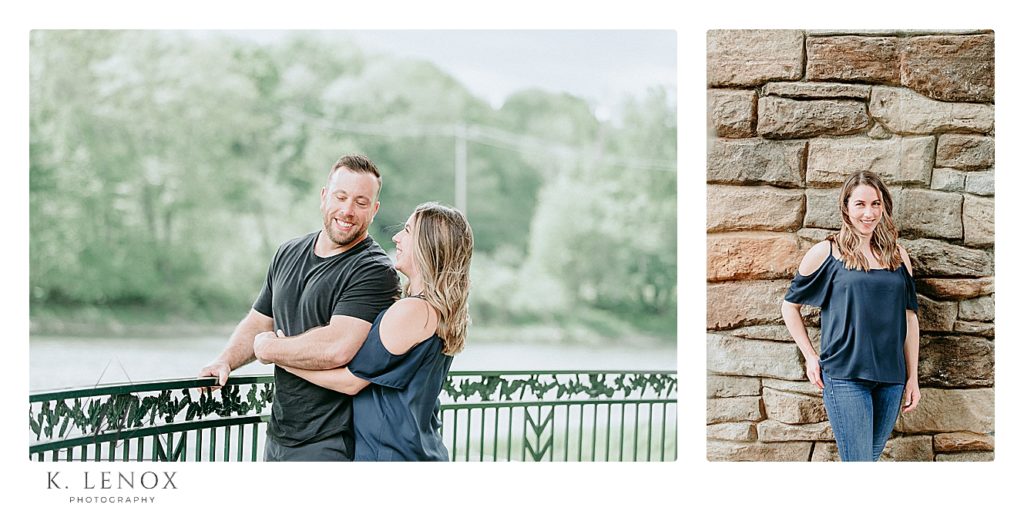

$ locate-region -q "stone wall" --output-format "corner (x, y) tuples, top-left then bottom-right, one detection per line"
(705, 30), (995, 462)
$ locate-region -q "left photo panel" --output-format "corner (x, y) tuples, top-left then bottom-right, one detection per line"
(29, 30), (678, 462)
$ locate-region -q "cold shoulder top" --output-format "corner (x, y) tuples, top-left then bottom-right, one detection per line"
(784, 243), (919, 384)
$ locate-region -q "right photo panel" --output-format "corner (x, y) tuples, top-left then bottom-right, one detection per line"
(706, 29), (995, 461)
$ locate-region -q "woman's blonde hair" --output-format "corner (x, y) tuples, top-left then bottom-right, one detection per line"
(831, 171), (903, 271)
(405, 202), (474, 355)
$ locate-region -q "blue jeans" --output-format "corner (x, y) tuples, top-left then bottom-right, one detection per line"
(821, 370), (905, 462)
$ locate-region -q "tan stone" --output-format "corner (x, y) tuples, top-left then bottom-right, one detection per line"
(758, 420), (833, 442)
(810, 442), (839, 462)
(727, 325), (819, 344)
(934, 432), (994, 453)
(706, 280), (791, 330)
(806, 36), (900, 84)
(707, 30), (805, 87)
(707, 185), (805, 233)
(963, 195), (994, 248)
(880, 435), (934, 461)
(707, 139), (805, 186)
(965, 171), (994, 196)
(707, 440), (813, 461)
(916, 277), (994, 300)
(708, 89), (757, 138)
(895, 189), (963, 240)
(804, 188), (841, 229)
(902, 238), (993, 277)
(936, 135), (994, 170)
(806, 136), (934, 187)
(707, 422), (758, 442)
(707, 333), (805, 380)
(936, 451), (994, 462)
(707, 232), (801, 282)
(901, 35), (995, 103)
(919, 335), (994, 387)
(953, 321), (994, 338)
(707, 374), (761, 398)
(707, 396), (764, 424)
(868, 123), (893, 139)
(763, 82), (872, 99)
(916, 294), (958, 332)
(762, 388), (828, 424)
(895, 388), (993, 434)
(869, 86), (994, 135)
(757, 96), (870, 139)
(930, 168), (966, 192)
(797, 228), (836, 244)
(762, 378), (822, 397)
(959, 295), (994, 322)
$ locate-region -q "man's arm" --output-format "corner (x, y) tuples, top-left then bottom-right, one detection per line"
(278, 365), (371, 395)
(253, 315), (373, 370)
(198, 308), (274, 387)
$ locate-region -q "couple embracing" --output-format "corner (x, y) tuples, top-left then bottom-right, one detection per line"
(199, 154), (473, 461)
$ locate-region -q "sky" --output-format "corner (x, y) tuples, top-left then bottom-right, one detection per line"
(225, 30), (676, 110)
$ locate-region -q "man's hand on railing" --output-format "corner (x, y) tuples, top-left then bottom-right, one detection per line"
(198, 360), (232, 392)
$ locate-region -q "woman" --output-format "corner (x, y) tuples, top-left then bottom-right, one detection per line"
(281, 202), (473, 461)
(781, 171), (920, 462)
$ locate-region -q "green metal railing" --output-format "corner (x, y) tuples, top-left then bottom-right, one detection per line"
(30, 370), (676, 462)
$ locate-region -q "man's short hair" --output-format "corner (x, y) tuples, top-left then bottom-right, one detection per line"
(329, 154), (382, 201)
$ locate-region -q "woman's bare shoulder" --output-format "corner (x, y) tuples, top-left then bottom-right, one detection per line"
(797, 240), (833, 277)
(379, 298), (439, 355)
(897, 243), (913, 275)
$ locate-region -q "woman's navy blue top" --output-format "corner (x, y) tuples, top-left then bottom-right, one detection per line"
(784, 244), (919, 384)
(347, 305), (453, 461)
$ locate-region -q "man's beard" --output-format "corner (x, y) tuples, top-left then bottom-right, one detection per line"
(323, 217), (366, 247)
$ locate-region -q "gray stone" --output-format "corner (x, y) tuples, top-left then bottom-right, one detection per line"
(901, 238), (993, 277)
(869, 86), (994, 135)
(919, 335), (994, 387)
(797, 228), (837, 244)
(901, 35), (995, 103)
(707, 185), (805, 233)
(758, 420), (833, 442)
(707, 440), (813, 462)
(930, 168), (966, 192)
(936, 451), (994, 462)
(895, 189), (963, 240)
(762, 378), (822, 396)
(895, 388), (993, 434)
(804, 188), (841, 229)
(762, 388), (828, 424)
(707, 374), (761, 398)
(707, 30), (805, 87)
(963, 195), (994, 247)
(763, 82), (872, 99)
(953, 321), (994, 338)
(880, 436), (934, 461)
(707, 422), (758, 442)
(807, 136), (934, 187)
(916, 294), (958, 332)
(806, 36), (901, 84)
(706, 280), (792, 330)
(959, 295), (994, 322)
(707, 333), (805, 380)
(728, 325), (819, 344)
(708, 89), (757, 138)
(707, 232), (802, 282)
(707, 396), (764, 424)
(934, 432), (995, 453)
(936, 135), (994, 170)
(757, 96), (870, 139)
(916, 277), (994, 300)
(965, 170), (994, 196)
(867, 123), (893, 139)
(810, 442), (839, 462)
(707, 139), (805, 186)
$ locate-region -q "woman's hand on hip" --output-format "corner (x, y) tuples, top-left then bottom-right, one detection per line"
(903, 378), (921, 413)
(805, 356), (823, 390)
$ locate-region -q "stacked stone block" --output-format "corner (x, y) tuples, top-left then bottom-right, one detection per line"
(706, 30), (995, 462)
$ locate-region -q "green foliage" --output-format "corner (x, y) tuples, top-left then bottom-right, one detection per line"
(30, 31), (676, 341)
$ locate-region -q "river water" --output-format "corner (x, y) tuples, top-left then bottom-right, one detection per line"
(29, 335), (676, 391)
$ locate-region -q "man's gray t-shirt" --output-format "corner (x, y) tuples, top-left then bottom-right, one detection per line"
(253, 231), (399, 447)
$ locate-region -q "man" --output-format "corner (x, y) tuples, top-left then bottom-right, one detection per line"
(198, 154), (400, 461)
